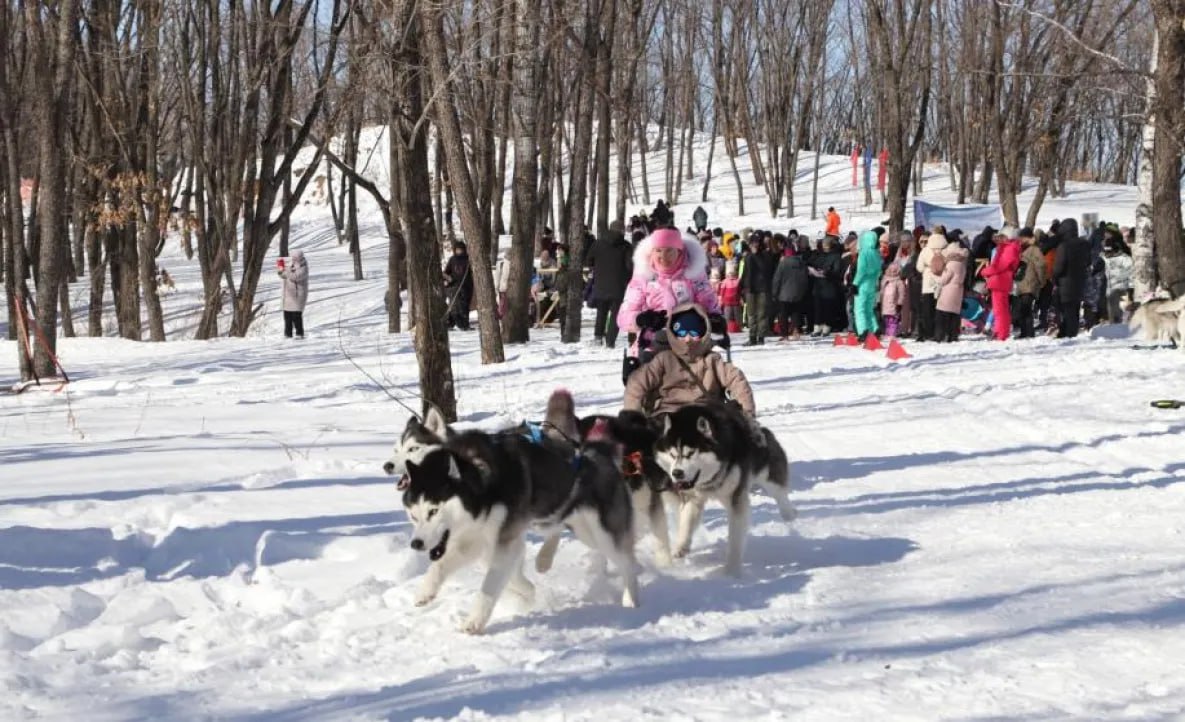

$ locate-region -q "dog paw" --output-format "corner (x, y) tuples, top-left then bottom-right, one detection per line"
(414, 590), (437, 607)
(673, 544), (690, 559)
(779, 505), (798, 522)
(460, 616), (487, 635)
(723, 563), (744, 578)
(511, 581), (536, 605)
(621, 590), (639, 609)
(653, 549), (673, 567)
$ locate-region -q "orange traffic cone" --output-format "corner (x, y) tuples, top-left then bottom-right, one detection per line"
(845, 332), (860, 346)
(886, 338), (912, 360)
(863, 333), (884, 351)
(833, 334), (845, 347)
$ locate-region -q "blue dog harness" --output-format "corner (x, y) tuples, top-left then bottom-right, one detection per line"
(522, 421), (582, 471)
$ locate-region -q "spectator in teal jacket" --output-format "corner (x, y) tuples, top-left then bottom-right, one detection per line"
(853, 230), (883, 338)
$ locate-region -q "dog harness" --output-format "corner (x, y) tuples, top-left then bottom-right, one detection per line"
(522, 421), (583, 471)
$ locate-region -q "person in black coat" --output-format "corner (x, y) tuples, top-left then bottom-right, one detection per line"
(739, 237), (776, 345)
(443, 241), (473, 330)
(651, 199), (673, 229)
(807, 238), (844, 335)
(586, 219), (634, 348)
(1052, 218), (1091, 338)
(771, 247), (809, 338)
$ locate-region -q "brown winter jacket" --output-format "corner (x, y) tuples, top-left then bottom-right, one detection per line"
(623, 304), (755, 416)
(1014, 242), (1047, 297)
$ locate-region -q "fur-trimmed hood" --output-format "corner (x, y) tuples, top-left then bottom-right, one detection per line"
(631, 231), (709, 281)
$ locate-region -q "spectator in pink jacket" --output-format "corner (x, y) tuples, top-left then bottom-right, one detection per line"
(981, 234), (1022, 341)
(617, 227), (720, 353)
(879, 262), (906, 337)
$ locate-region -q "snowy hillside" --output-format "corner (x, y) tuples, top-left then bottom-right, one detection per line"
(2, 134), (1184, 720)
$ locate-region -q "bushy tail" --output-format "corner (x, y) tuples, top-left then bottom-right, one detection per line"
(544, 388), (579, 444)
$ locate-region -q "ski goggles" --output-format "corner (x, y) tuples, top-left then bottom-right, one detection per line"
(672, 326), (704, 339)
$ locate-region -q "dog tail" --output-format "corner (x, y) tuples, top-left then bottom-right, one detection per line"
(544, 388), (579, 444)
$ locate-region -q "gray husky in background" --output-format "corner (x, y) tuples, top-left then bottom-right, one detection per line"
(652, 403), (794, 576)
(398, 392), (639, 634)
(1127, 295), (1185, 350)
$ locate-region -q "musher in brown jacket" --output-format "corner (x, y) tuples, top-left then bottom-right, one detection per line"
(623, 303), (755, 416)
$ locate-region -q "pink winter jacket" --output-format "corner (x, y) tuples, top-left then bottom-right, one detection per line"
(880, 273), (906, 316)
(617, 232), (720, 336)
(936, 247), (969, 314)
(719, 277), (742, 307)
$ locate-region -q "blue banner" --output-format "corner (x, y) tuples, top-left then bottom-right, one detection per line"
(913, 200), (1002, 234)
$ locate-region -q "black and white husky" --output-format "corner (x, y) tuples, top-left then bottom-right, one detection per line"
(534, 404), (674, 571)
(652, 403), (795, 576)
(383, 406), (455, 491)
(397, 396), (639, 634)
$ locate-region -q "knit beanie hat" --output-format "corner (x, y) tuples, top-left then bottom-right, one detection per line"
(670, 309), (707, 337)
(651, 228), (684, 251)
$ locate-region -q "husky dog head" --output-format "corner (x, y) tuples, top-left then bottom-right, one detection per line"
(402, 448), (477, 561)
(653, 409), (724, 491)
(383, 406), (451, 491)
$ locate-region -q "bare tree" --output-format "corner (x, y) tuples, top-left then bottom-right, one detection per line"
(504, 0), (542, 344)
(1150, 0), (1185, 296)
(865, 0), (932, 234)
(420, 0), (505, 363)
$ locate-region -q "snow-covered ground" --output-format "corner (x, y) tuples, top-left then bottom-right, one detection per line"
(2, 138), (1185, 720)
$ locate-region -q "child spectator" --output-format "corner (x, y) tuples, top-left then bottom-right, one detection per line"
(719, 261), (743, 333)
(880, 262), (906, 338)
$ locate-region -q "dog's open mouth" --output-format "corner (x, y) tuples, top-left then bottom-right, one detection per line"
(673, 472), (699, 491)
(428, 530), (450, 561)
(395, 474), (409, 491)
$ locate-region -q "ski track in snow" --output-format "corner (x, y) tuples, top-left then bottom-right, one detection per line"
(2, 146), (1185, 720)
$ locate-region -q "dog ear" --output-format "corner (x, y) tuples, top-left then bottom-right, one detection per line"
(445, 452), (462, 481)
(696, 415), (714, 441)
(423, 405), (449, 438)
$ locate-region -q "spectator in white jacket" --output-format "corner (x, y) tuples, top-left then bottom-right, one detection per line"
(914, 229), (948, 341)
(1102, 237), (1133, 323)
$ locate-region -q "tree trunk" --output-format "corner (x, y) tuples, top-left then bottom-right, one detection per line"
(389, 0), (456, 420)
(561, 0), (601, 343)
(504, 0), (541, 344)
(421, 0), (505, 363)
(1151, 0), (1185, 297)
(1133, 31), (1159, 300)
(30, 0), (79, 379)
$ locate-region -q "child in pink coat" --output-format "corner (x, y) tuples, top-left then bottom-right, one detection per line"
(879, 262), (906, 337)
(719, 261), (743, 332)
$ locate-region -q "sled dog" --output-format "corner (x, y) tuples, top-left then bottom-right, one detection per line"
(534, 403), (675, 570)
(383, 406), (454, 491)
(652, 403), (794, 576)
(1128, 296), (1185, 350)
(400, 396), (639, 634)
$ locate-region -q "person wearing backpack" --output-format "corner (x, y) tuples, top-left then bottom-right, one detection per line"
(915, 230), (949, 341)
(934, 244), (968, 342)
(981, 233), (1022, 341)
(1013, 228), (1048, 338)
